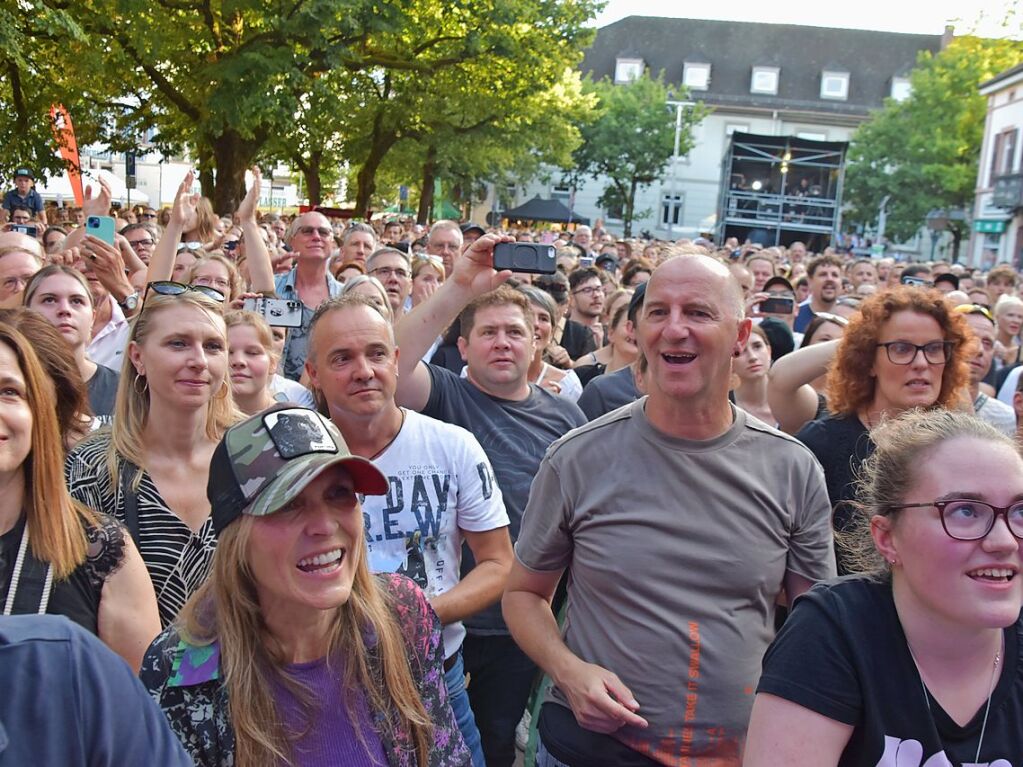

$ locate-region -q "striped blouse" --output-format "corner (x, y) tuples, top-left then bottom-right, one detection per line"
(65, 432), (217, 627)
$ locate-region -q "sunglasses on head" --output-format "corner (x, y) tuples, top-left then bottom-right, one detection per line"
(144, 280), (226, 304)
(177, 241), (204, 252)
(954, 303), (994, 323)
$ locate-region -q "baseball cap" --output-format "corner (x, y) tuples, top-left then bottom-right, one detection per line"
(763, 275), (794, 293)
(596, 253), (620, 270)
(460, 222), (486, 237)
(627, 281), (647, 323)
(14, 168), (34, 180)
(933, 272), (960, 290)
(207, 404), (388, 534)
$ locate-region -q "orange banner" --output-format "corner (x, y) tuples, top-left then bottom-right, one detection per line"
(49, 104), (83, 206)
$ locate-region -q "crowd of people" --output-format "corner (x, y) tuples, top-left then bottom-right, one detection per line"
(2, 165), (1023, 767)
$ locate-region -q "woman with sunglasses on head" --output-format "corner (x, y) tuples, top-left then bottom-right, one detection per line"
(0, 322), (160, 671)
(65, 282), (242, 626)
(745, 409), (1023, 767)
(796, 287), (970, 573)
(24, 265), (120, 423)
(141, 405), (470, 767)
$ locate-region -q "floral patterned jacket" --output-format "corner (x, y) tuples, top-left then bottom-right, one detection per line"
(139, 573), (470, 767)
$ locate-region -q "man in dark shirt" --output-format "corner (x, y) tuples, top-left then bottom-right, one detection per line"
(0, 615), (192, 766)
(395, 235), (585, 767)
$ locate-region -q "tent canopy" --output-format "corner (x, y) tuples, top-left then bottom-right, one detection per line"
(35, 168), (149, 205)
(501, 196), (589, 225)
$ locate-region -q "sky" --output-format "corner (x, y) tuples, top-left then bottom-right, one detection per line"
(594, 0), (1022, 38)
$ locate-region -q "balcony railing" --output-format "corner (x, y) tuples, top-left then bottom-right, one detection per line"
(993, 172), (1023, 210)
(722, 190), (838, 232)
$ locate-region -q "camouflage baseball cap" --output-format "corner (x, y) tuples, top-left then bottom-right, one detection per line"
(207, 403), (387, 534)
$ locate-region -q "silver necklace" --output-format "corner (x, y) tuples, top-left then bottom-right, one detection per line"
(907, 639), (1001, 764)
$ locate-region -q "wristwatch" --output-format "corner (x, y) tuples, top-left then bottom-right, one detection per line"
(118, 291), (140, 312)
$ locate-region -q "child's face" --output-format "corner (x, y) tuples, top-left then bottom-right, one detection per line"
(14, 177), (32, 195)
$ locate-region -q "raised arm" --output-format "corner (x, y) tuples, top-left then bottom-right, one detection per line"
(767, 338), (840, 434)
(393, 233), (512, 411)
(146, 171), (197, 284)
(236, 167), (275, 294)
(62, 179), (112, 252)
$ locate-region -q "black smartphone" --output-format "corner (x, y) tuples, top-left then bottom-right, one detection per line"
(493, 242), (557, 275)
(10, 223), (38, 238)
(760, 296), (795, 315)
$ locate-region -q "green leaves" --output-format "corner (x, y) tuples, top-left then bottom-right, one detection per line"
(845, 36), (1023, 246)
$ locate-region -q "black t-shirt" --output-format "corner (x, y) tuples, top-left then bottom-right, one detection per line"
(0, 513), (126, 635)
(560, 319), (597, 361)
(796, 413), (873, 571)
(87, 364), (120, 419)
(423, 364), (585, 633)
(577, 366), (640, 421)
(757, 577), (1023, 766)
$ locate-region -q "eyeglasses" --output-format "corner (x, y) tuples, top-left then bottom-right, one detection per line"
(297, 226), (332, 238)
(369, 266), (410, 280)
(128, 238), (155, 248)
(573, 286), (603, 297)
(954, 303), (994, 323)
(144, 281), (225, 304)
(876, 340), (952, 365)
(888, 499), (1023, 541)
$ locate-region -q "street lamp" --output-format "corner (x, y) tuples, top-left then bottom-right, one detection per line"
(666, 94), (694, 239)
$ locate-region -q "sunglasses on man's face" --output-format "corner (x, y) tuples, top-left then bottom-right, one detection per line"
(144, 280), (226, 304)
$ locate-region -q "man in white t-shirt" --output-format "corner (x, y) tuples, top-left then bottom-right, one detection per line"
(305, 292), (512, 767)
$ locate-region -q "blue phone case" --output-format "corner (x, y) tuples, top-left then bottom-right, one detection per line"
(86, 216), (116, 245)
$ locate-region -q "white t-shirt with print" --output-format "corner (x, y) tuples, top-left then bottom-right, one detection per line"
(362, 409), (508, 658)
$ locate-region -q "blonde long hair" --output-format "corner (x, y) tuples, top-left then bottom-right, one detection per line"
(178, 515), (432, 766)
(107, 291), (241, 487)
(0, 322), (96, 578)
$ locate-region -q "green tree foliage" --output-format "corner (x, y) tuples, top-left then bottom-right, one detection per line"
(568, 74), (707, 237)
(0, 1), (111, 182)
(845, 36), (1023, 257)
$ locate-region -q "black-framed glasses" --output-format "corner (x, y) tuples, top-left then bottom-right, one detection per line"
(888, 499), (1023, 541)
(876, 340), (952, 365)
(144, 280), (225, 304)
(128, 238), (155, 248)
(573, 285), (603, 297)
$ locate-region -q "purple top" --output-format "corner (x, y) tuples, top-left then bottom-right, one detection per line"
(270, 656), (388, 767)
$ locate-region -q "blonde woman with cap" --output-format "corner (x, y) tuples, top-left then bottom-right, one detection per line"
(140, 404), (470, 767)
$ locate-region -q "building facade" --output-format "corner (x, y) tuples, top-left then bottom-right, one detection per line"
(516, 16), (944, 238)
(969, 63), (1023, 269)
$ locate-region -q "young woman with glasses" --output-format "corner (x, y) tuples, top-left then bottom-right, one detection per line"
(65, 283), (242, 626)
(796, 287), (970, 573)
(745, 409), (1023, 766)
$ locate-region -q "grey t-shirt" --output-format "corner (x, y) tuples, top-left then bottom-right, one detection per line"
(424, 364), (585, 633)
(516, 398), (836, 761)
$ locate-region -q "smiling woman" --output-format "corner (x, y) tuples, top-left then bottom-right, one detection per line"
(744, 409), (1023, 767)
(139, 405), (471, 767)
(65, 289), (242, 626)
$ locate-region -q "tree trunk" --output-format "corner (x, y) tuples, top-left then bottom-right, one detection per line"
(197, 144), (215, 203)
(304, 151), (323, 206)
(208, 128), (265, 214)
(417, 144), (438, 224)
(623, 178), (638, 238)
(354, 109), (400, 218)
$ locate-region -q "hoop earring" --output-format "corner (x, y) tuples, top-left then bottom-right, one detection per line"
(134, 373), (148, 395)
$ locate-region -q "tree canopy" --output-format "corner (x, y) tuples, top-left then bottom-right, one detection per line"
(844, 36), (1023, 256)
(566, 74), (707, 237)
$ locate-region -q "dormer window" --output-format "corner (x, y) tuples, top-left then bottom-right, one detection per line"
(820, 71), (850, 101)
(683, 62), (711, 91)
(615, 57), (644, 83)
(751, 67), (779, 95)
(891, 76), (912, 102)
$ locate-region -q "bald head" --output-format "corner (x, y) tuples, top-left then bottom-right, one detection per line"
(650, 254), (745, 319)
